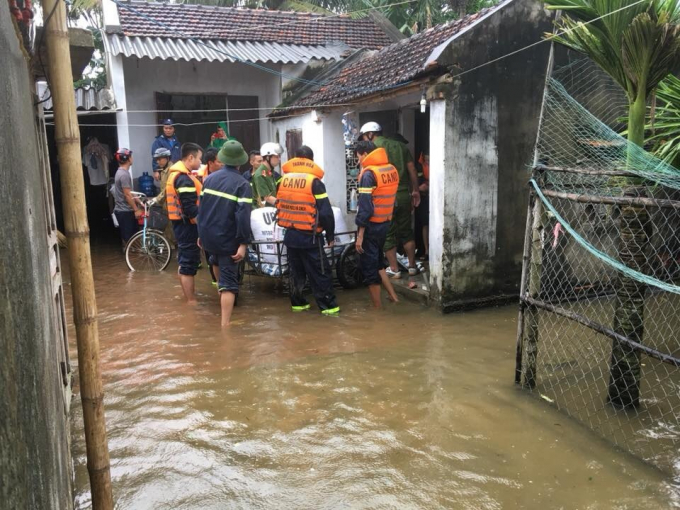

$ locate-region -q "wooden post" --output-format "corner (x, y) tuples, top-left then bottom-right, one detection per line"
(39, 0), (114, 507)
(515, 191), (535, 384)
(523, 190), (547, 389)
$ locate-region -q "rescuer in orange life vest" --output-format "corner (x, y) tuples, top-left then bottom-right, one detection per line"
(166, 142), (203, 304)
(355, 141), (400, 308)
(276, 145), (339, 314)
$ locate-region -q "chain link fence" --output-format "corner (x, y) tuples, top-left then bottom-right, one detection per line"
(516, 62), (680, 477)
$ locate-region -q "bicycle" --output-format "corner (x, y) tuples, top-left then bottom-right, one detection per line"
(125, 192), (172, 272)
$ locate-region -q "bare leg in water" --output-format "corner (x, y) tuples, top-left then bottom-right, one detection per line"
(368, 284), (382, 308)
(379, 269), (399, 302)
(220, 291), (237, 327)
(179, 274), (197, 305)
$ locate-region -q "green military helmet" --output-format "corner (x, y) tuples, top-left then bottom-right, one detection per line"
(217, 139), (249, 166)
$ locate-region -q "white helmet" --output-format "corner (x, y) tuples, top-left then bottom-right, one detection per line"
(260, 142), (284, 157)
(359, 122), (382, 135)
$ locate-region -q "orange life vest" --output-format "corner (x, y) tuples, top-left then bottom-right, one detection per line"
(166, 161), (203, 224)
(276, 158), (325, 233)
(358, 148), (399, 223)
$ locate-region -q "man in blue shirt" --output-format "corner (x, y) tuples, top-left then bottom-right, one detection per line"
(198, 140), (253, 327)
(151, 118), (181, 170)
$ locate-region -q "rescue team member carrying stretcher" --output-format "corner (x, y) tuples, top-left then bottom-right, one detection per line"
(198, 140), (253, 327)
(166, 143), (203, 304)
(276, 146), (340, 315)
(355, 141), (400, 308)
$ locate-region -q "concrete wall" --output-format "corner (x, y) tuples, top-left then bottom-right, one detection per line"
(1, 8), (74, 510)
(429, 0), (553, 310)
(113, 56), (282, 179)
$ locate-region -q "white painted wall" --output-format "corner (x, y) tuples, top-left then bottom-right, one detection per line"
(116, 57), (282, 179)
(272, 109), (353, 217)
(320, 110), (347, 215)
(428, 99), (446, 295)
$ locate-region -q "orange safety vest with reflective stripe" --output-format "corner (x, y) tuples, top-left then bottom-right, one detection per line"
(166, 161), (203, 224)
(276, 158), (326, 233)
(358, 148), (399, 223)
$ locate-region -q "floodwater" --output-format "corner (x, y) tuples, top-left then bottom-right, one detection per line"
(65, 246), (679, 509)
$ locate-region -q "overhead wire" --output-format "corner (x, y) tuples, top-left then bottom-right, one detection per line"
(449, 0), (647, 80)
(53, 0), (651, 123)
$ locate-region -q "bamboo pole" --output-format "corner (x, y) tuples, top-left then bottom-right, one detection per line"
(39, 0), (114, 507)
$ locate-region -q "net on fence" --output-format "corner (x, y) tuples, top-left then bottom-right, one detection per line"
(517, 67), (680, 477)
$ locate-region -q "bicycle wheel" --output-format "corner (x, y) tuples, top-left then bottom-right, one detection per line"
(336, 244), (363, 289)
(125, 229), (172, 272)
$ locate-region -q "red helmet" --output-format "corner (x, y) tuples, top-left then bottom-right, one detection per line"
(115, 148), (133, 163)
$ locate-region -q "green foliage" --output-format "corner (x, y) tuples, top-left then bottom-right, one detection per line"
(181, 0), (498, 33)
(643, 74), (680, 166)
(543, 0), (680, 149)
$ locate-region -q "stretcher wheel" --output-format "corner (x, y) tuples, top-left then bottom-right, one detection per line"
(337, 244), (363, 289)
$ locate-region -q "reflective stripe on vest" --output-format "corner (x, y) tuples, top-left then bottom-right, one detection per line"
(359, 164), (399, 223)
(166, 167), (203, 223)
(202, 188), (253, 203)
(276, 172), (322, 233)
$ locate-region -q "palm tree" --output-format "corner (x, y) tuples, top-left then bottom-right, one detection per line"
(543, 0), (680, 408)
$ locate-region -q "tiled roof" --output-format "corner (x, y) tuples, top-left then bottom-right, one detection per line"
(276, 4), (503, 111)
(114, 1), (392, 50)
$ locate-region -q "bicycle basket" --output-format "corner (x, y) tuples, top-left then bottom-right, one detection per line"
(147, 206), (169, 230)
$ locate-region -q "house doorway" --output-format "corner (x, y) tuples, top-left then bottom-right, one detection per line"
(46, 112), (120, 243)
(155, 93), (261, 153)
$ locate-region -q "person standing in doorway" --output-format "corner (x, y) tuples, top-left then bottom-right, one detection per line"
(358, 122), (421, 279)
(276, 145), (339, 315)
(354, 141), (400, 307)
(152, 118), (181, 171)
(252, 142), (282, 207)
(416, 152), (430, 261)
(198, 140), (253, 326)
(152, 147), (176, 247)
(113, 148), (142, 246)
(166, 143), (203, 304)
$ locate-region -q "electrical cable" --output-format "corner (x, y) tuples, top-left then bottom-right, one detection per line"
(449, 0), (647, 80)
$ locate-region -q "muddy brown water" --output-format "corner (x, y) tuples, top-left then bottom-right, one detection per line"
(65, 247), (679, 509)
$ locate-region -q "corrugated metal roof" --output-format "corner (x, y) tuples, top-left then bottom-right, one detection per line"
(38, 82), (117, 112)
(104, 33), (350, 64)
